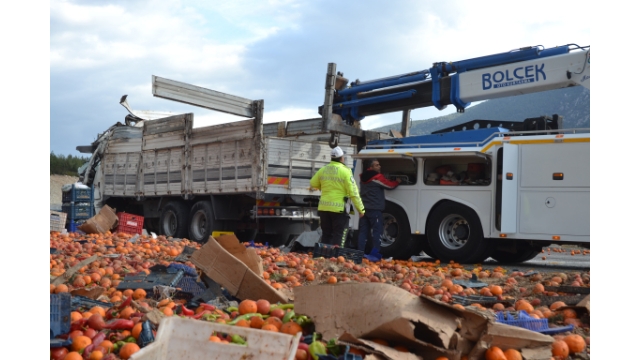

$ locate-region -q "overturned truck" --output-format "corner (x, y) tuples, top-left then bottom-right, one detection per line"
(76, 78), (383, 245)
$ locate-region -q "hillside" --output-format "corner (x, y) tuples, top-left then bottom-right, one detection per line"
(371, 86), (590, 135)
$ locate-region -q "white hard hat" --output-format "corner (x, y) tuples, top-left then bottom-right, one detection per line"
(330, 146), (344, 158)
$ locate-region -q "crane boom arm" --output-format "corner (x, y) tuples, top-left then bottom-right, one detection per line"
(322, 44), (589, 125)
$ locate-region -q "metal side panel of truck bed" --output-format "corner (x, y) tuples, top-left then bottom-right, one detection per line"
(103, 125), (143, 197)
(264, 137), (356, 196)
(141, 114), (192, 196)
(189, 118), (260, 194)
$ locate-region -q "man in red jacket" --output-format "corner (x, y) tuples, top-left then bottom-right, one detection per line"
(358, 159), (401, 260)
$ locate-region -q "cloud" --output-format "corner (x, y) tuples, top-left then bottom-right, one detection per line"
(50, 0), (590, 156)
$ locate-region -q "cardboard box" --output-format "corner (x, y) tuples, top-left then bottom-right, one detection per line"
(215, 234), (263, 275)
(294, 283), (554, 360)
(78, 204), (119, 234)
(190, 236), (288, 304)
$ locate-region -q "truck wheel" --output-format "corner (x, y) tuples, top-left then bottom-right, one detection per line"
(379, 202), (419, 260)
(188, 201), (216, 243)
(491, 243), (541, 263)
(159, 202), (189, 239)
(426, 202), (492, 264)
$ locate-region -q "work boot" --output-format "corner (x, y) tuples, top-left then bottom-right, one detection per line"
(364, 248), (382, 262)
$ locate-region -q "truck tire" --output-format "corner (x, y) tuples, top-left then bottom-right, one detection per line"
(426, 202), (492, 264)
(379, 202), (419, 260)
(491, 243), (541, 263)
(188, 201), (215, 243)
(159, 201), (189, 239)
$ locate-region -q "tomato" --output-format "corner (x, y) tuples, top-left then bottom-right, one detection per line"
(84, 327), (98, 339)
(50, 347), (68, 360)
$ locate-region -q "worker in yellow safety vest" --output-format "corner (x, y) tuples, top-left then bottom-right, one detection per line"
(310, 146), (365, 247)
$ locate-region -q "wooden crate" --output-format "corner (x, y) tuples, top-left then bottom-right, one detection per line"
(50, 211), (67, 232)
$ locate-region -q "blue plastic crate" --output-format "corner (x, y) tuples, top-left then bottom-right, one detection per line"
(495, 310), (574, 335)
(62, 203), (94, 220)
(50, 293), (71, 339)
(62, 185), (93, 203)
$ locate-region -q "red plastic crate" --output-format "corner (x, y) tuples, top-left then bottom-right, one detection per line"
(116, 212), (144, 235)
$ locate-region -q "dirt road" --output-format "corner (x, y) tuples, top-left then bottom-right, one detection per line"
(50, 174), (78, 210)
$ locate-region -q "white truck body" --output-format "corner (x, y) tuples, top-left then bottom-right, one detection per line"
(353, 129), (589, 262)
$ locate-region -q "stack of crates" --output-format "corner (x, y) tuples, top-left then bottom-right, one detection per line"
(61, 184), (94, 232)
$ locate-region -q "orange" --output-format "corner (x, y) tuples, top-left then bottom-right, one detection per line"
(503, 349), (522, 360)
(89, 306), (106, 318)
(551, 340), (569, 359)
(563, 334), (586, 354)
(71, 335), (92, 352)
(132, 322), (143, 340)
(119, 306), (135, 319)
(64, 352), (83, 360)
(250, 316), (265, 329)
(161, 306), (174, 316)
(238, 299), (258, 315)
(235, 319), (251, 327)
(88, 350), (104, 360)
(133, 288), (147, 300)
(119, 343), (141, 359)
(484, 346), (507, 360)
(280, 321), (303, 336)
(70, 311), (83, 322)
(261, 324), (279, 332)
(98, 340), (114, 352)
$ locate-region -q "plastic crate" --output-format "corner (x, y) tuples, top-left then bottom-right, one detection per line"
(336, 247), (364, 264)
(117, 265), (184, 292)
(50, 293), (71, 339)
(62, 203), (93, 220)
(117, 212), (144, 235)
(313, 243), (337, 258)
(71, 295), (113, 311)
(50, 211), (67, 232)
(495, 310), (574, 335)
(129, 316), (300, 360)
(62, 184), (93, 203)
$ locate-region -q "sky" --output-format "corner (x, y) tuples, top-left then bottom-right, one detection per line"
(48, 0), (592, 156)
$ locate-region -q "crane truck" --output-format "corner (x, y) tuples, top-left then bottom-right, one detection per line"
(319, 43), (590, 263)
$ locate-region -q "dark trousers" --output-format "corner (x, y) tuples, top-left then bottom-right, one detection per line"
(318, 211), (350, 247)
(357, 210), (383, 252)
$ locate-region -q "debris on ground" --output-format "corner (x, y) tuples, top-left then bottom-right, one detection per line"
(49, 230), (590, 359)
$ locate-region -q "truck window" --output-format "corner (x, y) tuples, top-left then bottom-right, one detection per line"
(377, 158), (417, 185)
(423, 156), (491, 186)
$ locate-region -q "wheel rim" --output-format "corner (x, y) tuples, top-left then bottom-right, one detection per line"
(162, 211), (178, 236)
(381, 213), (399, 248)
(190, 210), (208, 240)
(438, 214), (470, 250)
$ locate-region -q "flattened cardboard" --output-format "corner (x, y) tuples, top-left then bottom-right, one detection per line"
(467, 322), (553, 360)
(338, 333), (421, 360)
(78, 205), (119, 234)
(341, 332), (463, 360)
(190, 236), (288, 304)
(215, 234), (263, 275)
(576, 294), (590, 312)
(71, 286), (106, 299)
(420, 295), (490, 342)
(294, 283), (460, 348)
